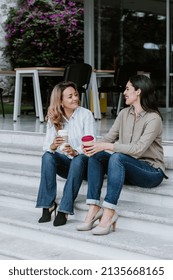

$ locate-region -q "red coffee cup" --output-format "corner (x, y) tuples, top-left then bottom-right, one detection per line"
(81, 135), (94, 148)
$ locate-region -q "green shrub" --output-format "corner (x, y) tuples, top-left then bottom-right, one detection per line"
(4, 0), (84, 67)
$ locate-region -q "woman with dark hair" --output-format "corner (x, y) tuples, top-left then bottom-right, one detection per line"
(36, 81), (95, 226)
(77, 75), (167, 235)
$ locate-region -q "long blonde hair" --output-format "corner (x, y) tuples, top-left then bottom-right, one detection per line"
(46, 81), (79, 130)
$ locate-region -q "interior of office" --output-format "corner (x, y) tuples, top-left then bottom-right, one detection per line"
(86, 0), (173, 109)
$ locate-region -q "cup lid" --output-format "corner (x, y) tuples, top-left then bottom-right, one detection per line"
(81, 135), (94, 142)
(58, 130), (68, 135)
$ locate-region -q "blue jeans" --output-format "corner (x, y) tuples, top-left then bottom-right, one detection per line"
(36, 152), (88, 214)
(86, 151), (165, 210)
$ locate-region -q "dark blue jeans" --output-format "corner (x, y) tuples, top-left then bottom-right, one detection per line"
(86, 151), (164, 210)
(36, 152), (88, 214)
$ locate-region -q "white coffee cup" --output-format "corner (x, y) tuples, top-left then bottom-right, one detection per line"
(58, 130), (68, 143)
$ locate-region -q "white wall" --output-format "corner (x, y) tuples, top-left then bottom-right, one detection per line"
(0, 0), (18, 68)
(0, 1), (17, 93)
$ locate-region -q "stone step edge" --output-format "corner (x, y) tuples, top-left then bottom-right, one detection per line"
(0, 248), (27, 260)
(1, 150), (173, 167)
(0, 167), (173, 198)
(0, 132), (44, 148)
(0, 146), (42, 156)
(0, 129), (173, 140)
(0, 158), (173, 176)
(1, 152), (173, 170)
(0, 216), (170, 260)
(0, 130), (172, 144)
(0, 222), (157, 260)
(0, 163), (172, 176)
(0, 141), (173, 160)
(1, 190), (173, 226)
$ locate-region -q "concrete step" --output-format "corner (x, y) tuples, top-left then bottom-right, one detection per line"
(0, 130), (173, 153)
(0, 166), (173, 213)
(0, 160), (173, 209)
(0, 223), (157, 260)
(1, 185), (173, 238)
(0, 131), (173, 260)
(0, 197), (173, 260)
(1, 141), (173, 166)
(0, 130), (44, 148)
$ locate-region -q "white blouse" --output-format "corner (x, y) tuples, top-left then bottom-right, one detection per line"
(43, 106), (96, 155)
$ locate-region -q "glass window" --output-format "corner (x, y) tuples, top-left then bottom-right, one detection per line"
(170, 0), (173, 107)
(94, 0), (172, 107)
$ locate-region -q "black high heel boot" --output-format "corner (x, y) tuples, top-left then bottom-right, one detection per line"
(38, 202), (57, 223)
(53, 211), (67, 226)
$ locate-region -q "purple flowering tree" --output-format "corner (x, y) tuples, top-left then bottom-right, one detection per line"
(4, 0), (84, 67)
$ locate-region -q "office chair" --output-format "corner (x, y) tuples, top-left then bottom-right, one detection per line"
(63, 63), (92, 108)
(98, 64), (137, 117)
(0, 87), (5, 117)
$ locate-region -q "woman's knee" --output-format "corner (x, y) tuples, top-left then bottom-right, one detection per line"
(42, 152), (55, 164)
(71, 154), (88, 169)
(109, 152), (127, 165)
(88, 153), (100, 166)
(89, 151), (109, 163)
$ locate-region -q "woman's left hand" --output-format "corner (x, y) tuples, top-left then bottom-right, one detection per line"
(83, 142), (112, 157)
(62, 144), (76, 157)
(83, 142), (114, 157)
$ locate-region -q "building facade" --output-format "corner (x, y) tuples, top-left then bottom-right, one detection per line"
(0, 0), (173, 108)
(84, 0), (173, 109)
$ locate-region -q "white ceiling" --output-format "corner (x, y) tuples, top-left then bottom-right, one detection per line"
(100, 0), (173, 16)
(123, 0), (167, 15)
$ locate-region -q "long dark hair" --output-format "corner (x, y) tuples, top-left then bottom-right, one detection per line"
(129, 75), (163, 119)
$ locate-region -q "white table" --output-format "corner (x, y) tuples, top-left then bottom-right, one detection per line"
(13, 67), (64, 122)
(13, 67), (114, 122)
(90, 70), (114, 119)
(0, 70), (16, 77)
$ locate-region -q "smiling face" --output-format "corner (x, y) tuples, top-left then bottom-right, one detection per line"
(123, 81), (141, 107)
(61, 86), (79, 111)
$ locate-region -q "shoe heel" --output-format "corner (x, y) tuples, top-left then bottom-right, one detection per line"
(112, 212), (118, 231)
(54, 202), (57, 217)
(112, 221), (116, 232)
(92, 212), (118, 235)
(54, 208), (57, 219)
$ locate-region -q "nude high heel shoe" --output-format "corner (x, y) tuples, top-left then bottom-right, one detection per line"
(76, 208), (103, 231)
(92, 212), (118, 235)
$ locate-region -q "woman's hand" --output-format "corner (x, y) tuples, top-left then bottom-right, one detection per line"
(62, 144), (77, 157)
(83, 142), (114, 157)
(50, 136), (64, 150)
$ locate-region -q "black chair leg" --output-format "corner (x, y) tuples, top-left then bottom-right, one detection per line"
(85, 91), (89, 109)
(0, 92), (5, 118)
(111, 91), (117, 117)
(80, 90), (89, 109)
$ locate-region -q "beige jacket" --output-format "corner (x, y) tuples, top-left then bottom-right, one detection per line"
(102, 106), (166, 175)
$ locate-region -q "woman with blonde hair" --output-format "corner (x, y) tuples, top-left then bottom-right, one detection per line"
(36, 81), (95, 226)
